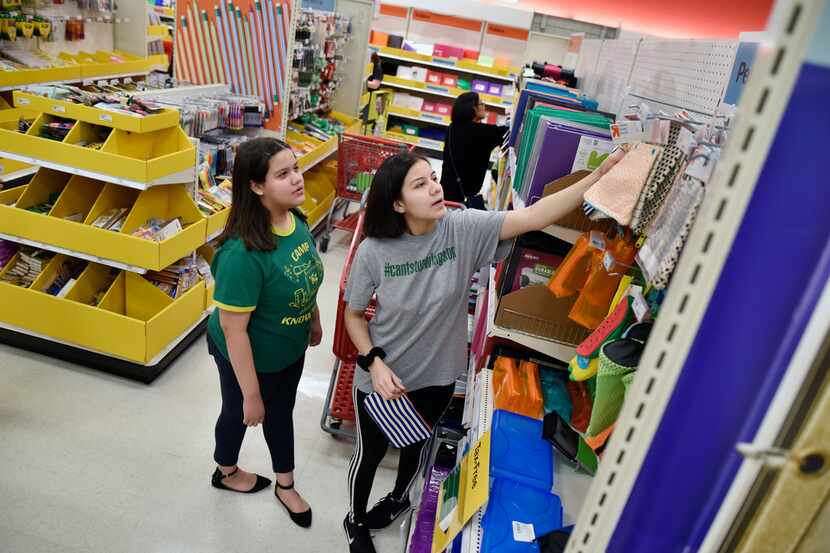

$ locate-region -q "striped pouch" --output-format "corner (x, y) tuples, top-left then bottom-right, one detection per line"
(363, 393), (433, 448)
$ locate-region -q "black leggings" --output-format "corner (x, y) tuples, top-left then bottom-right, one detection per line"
(347, 383), (455, 522)
(208, 335), (305, 474)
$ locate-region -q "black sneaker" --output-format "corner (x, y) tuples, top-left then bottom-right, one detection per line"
(366, 493), (411, 530)
(343, 514), (377, 553)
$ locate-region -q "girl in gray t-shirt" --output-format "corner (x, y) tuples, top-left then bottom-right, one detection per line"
(342, 150), (624, 553)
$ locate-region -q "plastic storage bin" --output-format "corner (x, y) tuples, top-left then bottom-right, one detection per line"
(480, 478), (563, 553)
(490, 409), (554, 491)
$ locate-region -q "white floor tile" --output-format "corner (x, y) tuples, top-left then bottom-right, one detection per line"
(0, 229), (409, 553)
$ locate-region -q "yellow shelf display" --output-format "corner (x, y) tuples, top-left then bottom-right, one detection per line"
(58, 51), (153, 80)
(0, 112), (195, 189)
(0, 255), (206, 365)
(0, 99), (207, 381)
(0, 172), (207, 272)
(13, 91), (181, 134)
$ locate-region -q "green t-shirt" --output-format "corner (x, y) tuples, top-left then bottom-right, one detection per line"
(207, 213), (324, 373)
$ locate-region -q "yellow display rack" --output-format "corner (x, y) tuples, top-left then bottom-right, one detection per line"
(147, 24), (170, 37)
(370, 45), (519, 81)
(13, 91), (180, 134)
(0, 254), (206, 365)
(289, 111), (360, 173)
(299, 159), (337, 230)
(59, 51), (154, 80)
(382, 75), (513, 109)
(0, 111), (195, 189)
(0, 100), (207, 382)
(0, 175), (206, 272)
(0, 64), (81, 91)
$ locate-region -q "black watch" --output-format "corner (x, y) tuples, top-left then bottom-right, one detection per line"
(356, 347), (386, 372)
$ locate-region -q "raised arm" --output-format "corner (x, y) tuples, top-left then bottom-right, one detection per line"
(499, 148), (625, 240)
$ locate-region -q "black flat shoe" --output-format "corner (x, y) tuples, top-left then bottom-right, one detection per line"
(275, 481), (312, 528)
(211, 467), (272, 493)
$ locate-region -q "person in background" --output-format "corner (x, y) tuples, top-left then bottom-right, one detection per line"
(367, 52), (383, 91)
(362, 53), (385, 133)
(206, 137), (324, 529)
(342, 149), (625, 553)
(440, 91), (509, 209)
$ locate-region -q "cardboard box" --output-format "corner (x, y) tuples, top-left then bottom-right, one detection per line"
(434, 44), (464, 59)
(436, 103), (452, 116)
(395, 65), (414, 80)
(426, 70), (443, 85)
(542, 171), (616, 234)
(422, 101), (437, 113)
(370, 31), (389, 47)
(411, 67), (428, 82)
(487, 83), (503, 96)
(388, 34), (404, 49)
(441, 73), (458, 87)
(472, 80), (489, 93)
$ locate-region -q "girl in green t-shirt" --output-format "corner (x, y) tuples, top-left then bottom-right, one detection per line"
(206, 138), (323, 529)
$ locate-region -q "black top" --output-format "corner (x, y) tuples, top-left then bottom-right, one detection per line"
(440, 122), (509, 203)
(368, 60), (383, 83)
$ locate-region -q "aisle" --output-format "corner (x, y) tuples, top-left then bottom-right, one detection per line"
(0, 230), (402, 553)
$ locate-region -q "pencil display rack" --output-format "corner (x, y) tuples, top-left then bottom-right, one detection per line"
(0, 111), (195, 189)
(0, 99), (208, 383)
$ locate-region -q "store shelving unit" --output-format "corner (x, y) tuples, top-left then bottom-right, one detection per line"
(370, 45), (519, 81)
(0, 99), (209, 383)
(403, 1), (830, 550)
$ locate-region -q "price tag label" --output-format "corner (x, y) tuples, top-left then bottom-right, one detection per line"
(512, 521), (536, 543)
(589, 231), (606, 251)
(17, 97), (30, 106)
(631, 289), (650, 322)
(51, 104), (66, 114)
(675, 127), (696, 156)
(610, 120), (644, 144)
(604, 251), (615, 272)
(99, 114), (113, 123)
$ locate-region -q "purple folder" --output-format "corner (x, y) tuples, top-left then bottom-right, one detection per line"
(525, 122), (610, 205)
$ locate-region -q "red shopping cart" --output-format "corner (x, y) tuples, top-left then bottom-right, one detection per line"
(318, 133), (413, 253)
(320, 201), (466, 439)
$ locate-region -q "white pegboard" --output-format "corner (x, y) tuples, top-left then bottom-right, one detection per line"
(628, 39), (738, 115)
(591, 38), (641, 114)
(574, 38), (603, 99)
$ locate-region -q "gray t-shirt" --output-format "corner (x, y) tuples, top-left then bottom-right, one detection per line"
(345, 209), (508, 393)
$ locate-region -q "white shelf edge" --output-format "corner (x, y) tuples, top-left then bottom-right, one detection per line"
(0, 71), (151, 92)
(384, 132), (444, 153)
(372, 48), (516, 82)
(0, 167), (37, 183)
(0, 151), (195, 190)
(489, 324), (576, 364)
(0, 232), (149, 274)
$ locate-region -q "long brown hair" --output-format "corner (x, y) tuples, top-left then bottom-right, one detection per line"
(218, 137), (306, 251)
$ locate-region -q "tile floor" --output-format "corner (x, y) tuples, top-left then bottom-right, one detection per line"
(0, 230), (405, 553)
